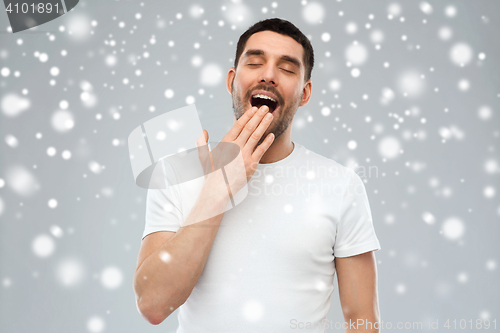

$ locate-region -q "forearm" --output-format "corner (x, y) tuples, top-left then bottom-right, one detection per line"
(134, 177), (230, 324)
(343, 314), (380, 333)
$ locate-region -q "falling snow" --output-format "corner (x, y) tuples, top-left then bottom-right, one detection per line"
(1, 1), (498, 332)
(32, 234), (56, 258)
(242, 299), (264, 322)
(56, 258), (85, 286)
(100, 266), (123, 289)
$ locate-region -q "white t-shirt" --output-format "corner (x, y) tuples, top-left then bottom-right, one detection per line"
(143, 142), (381, 333)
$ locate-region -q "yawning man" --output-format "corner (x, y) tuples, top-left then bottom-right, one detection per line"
(134, 18), (382, 333)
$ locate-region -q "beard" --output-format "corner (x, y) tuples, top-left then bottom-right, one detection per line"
(231, 79), (302, 147)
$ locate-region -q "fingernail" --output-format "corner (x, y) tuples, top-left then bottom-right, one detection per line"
(260, 106), (268, 113)
(251, 107), (257, 114)
(265, 113), (272, 120)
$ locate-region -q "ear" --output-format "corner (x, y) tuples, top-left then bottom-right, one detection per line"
(226, 67), (236, 95)
(299, 79), (312, 107)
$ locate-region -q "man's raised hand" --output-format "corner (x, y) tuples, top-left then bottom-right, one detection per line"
(221, 105), (274, 181)
(196, 105), (274, 198)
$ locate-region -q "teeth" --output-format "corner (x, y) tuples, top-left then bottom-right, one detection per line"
(253, 94), (276, 103)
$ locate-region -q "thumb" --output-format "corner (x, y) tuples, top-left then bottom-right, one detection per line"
(196, 129), (209, 147)
(196, 129), (213, 178)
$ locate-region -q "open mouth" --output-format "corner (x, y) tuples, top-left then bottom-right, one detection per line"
(250, 94), (279, 114)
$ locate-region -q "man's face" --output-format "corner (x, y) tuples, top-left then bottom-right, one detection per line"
(227, 30), (311, 143)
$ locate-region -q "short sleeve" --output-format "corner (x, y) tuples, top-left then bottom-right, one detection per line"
(142, 187), (183, 240)
(333, 169), (381, 258)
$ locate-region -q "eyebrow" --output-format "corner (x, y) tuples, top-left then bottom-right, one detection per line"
(243, 49), (302, 69)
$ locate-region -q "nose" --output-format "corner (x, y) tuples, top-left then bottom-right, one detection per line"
(260, 64), (278, 86)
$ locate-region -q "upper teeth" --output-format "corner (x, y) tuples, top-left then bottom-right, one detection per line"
(253, 94), (276, 103)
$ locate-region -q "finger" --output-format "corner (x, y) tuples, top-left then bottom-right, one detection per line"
(196, 130), (212, 175)
(223, 106), (258, 141)
(202, 130), (215, 172)
(235, 105), (270, 145)
(252, 133), (275, 162)
(196, 130), (205, 147)
(245, 111), (273, 151)
(205, 129), (215, 172)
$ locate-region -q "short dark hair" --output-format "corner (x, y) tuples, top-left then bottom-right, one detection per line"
(234, 18), (314, 82)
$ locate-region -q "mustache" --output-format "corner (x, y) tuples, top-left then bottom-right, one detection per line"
(245, 84), (284, 106)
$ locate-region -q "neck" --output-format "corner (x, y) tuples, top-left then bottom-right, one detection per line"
(259, 129), (294, 164)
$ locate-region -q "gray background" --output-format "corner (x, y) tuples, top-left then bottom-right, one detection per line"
(1, 0), (499, 332)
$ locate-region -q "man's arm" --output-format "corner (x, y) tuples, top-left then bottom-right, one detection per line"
(133, 105), (274, 325)
(336, 250), (380, 333)
(133, 180), (230, 325)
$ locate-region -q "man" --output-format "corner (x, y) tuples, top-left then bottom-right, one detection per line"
(133, 18), (381, 332)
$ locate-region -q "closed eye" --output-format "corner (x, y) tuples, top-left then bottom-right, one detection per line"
(247, 64), (261, 66)
(281, 68), (294, 74)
